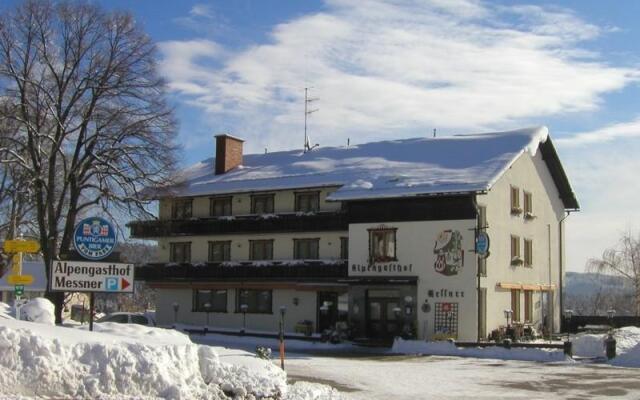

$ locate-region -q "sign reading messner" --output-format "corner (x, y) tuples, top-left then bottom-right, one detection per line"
(73, 217), (117, 260)
(51, 260), (134, 293)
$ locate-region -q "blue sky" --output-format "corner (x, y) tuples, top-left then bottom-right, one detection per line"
(5, 0), (640, 272)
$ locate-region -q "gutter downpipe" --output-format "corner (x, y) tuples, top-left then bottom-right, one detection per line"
(472, 193), (483, 342)
(558, 210), (574, 333)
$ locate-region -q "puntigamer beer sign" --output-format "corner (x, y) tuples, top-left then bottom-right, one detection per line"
(73, 217), (116, 260)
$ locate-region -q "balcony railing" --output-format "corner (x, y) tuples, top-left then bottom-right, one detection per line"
(128, 212), (348, 238)
(135, 260), (348, 282)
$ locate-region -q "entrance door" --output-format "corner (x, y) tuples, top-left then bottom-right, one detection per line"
(366, 289), (402, 341)
(317, 291), (339, 332)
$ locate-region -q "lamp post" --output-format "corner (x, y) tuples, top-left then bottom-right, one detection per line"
(204, 302), (212, 335)
(172, 302), (180, 329)
(606, 308), (617, 360)
(607, 309), (616, 332)
(240, 304), (248, 335)
(564, 309), (574, 342)
(504, 309), (512, 327)
(279, 306), (287, 370)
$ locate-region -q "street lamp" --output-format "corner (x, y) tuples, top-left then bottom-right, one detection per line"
(607, 309), (616, 332)
(172, 302), (180, 329)
(204, 302), (212, 335)
(564, 309), (574, 342)
(240, 304), (248, 335)
(279, 306), (287, 370)
(504, 309), (513, 327)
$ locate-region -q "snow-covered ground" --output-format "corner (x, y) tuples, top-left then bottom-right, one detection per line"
(0, 300), (340, 399)
(284, 353), (640, 399)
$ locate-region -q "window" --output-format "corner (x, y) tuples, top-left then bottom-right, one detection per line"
(250, 240), (274, 260)
(294, 238), (319, 259)
(478, 205), (487, 229)
(510, 235), (521, 265)
(236, 289), (272, 313)
(170, 242), (191, 263)
(511, 289), (521, 322)
(369, 228), (397, 262)
(340, 237), (349, 260)
(524, 239), (533, 267)
(209, 241), (231, 262)
(251, 194), (274, 214)
(194, 289), (228, 312)
(172, 199), (193, 219)
(210, 197), (232, 217)
(510, 186), (521, 214)
(295, 191), (320, 213)
(524, 192), (534, 218)
(524, 290), (533, 322)
(131, 315), (150, 325)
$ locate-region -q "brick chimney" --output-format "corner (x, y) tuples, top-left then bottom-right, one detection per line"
(215, 134), (244, 175)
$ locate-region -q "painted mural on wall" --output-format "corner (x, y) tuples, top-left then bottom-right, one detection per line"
(433, 230), (464, 276)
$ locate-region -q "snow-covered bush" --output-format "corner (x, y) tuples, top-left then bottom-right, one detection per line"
(18, 297), (55, 325)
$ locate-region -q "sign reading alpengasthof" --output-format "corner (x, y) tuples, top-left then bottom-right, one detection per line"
(50, 260), (134, 293)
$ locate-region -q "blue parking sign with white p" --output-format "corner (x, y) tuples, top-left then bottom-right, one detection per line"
(105, 277), (119, 291)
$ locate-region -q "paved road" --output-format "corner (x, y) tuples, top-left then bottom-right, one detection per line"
(284, 354), (640, 399)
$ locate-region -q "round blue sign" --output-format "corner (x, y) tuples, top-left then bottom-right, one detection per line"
(73, 217), (117, 260)
(476, 231), (490, 257)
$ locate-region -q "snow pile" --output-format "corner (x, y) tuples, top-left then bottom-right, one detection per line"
(287, 381), (345, 400)
(17, 298), (55, 325)
(0, 302), (14, 319)
(0, 318), (287, 399)
(391, 339), (568, 362)
(572, 326), (640, 359)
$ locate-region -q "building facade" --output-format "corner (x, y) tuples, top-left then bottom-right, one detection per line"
(131, 128), (578, 342)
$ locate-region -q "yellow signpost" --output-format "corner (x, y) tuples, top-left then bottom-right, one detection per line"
(7, 275), (34, 285)
(3, 239), (40, 254)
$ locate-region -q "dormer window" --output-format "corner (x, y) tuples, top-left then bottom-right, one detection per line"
(251, 194), (274, 214)
(172, 199), (192, 219)
(295, 191), (320, 213)
(510, 186), (521, 215)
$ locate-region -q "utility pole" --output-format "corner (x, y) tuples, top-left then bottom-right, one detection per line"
(304, 87), (319, 152)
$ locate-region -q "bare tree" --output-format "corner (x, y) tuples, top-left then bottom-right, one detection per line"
(0, 1), (177, 322)
(588, 231), (640, 316)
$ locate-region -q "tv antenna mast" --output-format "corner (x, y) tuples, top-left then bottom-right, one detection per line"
(304, 87), (319, 152)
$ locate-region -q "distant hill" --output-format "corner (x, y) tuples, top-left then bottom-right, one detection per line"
(564, 271), (635, 316)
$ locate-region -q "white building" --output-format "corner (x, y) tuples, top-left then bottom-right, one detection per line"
(131, 127), (578, 343)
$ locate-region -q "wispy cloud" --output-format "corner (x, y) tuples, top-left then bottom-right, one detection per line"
(556, 118), (640, 147)
(159, 0), (638, 152)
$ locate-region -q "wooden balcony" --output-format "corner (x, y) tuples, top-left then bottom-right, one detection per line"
(135, 260), (348, 282)
(128, 212), (348, 238)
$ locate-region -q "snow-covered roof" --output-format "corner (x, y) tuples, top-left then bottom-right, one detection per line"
(159, 126), (577, 207)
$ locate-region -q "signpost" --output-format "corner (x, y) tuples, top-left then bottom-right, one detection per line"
(50, 261), (134, 293)
(3, 238), (41, 320)
(49, 216), (132, 331)
(4, 239), (40, 253)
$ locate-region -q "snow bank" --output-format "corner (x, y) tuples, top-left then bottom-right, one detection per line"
(17, 298), (55, 325)
(0, 319), (286, 399)
(572, 326), (640, 359)
(391, 339), (568, 363)
(287, 381), (345, 400)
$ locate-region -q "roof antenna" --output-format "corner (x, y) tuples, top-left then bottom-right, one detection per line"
(304, 87), (319, 152)
(433, 128), (437, 138)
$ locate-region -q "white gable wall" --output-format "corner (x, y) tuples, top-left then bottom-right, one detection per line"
(478, 148), (567, 336)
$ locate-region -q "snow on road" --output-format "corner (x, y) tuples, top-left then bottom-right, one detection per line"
(284, 354), (640, 399)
